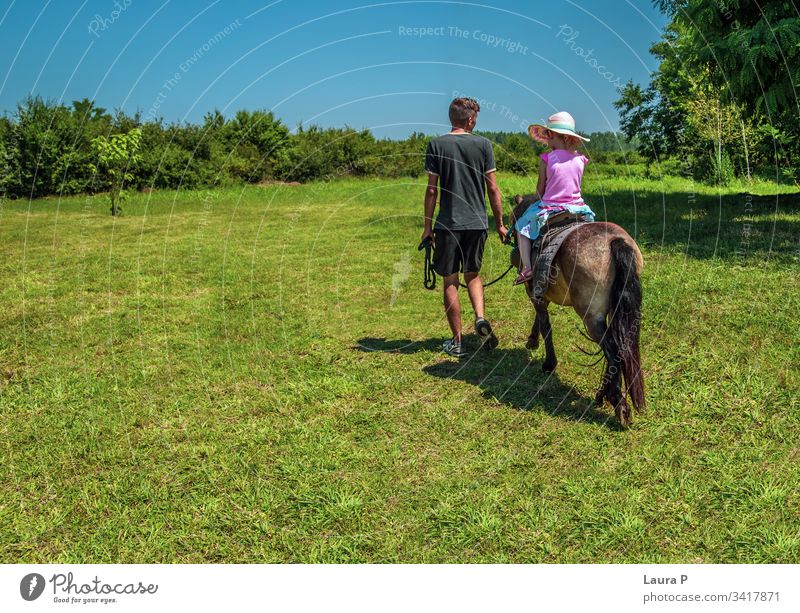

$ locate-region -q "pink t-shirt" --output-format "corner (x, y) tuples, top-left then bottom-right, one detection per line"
(540, 149), (588, 204)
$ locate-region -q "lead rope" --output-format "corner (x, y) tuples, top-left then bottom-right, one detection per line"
(419, 234), (515, 291)
(419, 237), (437, 290)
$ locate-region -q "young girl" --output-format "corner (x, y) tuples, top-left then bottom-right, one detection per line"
(513, 111), (595, 286)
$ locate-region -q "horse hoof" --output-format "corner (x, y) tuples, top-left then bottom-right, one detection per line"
(594, 391), (605, 407)
(542, 360), (557, 373)
(615, 404), (632, 429)
(526, 335), (539, 350)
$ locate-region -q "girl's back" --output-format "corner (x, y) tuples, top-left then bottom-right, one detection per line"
(541, 149), (588, 204)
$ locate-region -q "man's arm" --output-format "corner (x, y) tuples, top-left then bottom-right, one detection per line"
(485, 170), (508, 242)
(421, 173), (438, 243)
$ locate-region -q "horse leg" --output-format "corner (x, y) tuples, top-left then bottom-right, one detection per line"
(535, 300), (557, 372)
(585, 315), (630, 428)
(526, 307), (540, 350)
(584, 317), (611, 406)
(607, 365), (631, 429)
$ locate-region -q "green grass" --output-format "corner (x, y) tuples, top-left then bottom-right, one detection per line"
(1, 172), (799, 563)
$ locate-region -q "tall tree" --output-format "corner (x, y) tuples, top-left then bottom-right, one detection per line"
(616, 1), (800, 180)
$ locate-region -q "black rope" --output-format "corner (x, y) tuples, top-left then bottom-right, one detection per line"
(574, 323), (606, 367)
(419, 234), (514, 291)
(469, 264), (515, 289)
(419, 237), (437, 290)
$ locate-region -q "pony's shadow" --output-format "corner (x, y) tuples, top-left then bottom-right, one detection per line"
(355, 337), (618, 429)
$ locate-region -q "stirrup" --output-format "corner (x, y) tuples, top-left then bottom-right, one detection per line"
(514, 268), (533, 285)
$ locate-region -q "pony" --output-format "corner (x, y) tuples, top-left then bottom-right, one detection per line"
(511, 195), (645, 428)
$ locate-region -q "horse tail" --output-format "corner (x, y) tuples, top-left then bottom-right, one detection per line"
(609, 238), (645, 412)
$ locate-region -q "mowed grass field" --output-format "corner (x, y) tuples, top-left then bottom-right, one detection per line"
(1, 170), (799, 563)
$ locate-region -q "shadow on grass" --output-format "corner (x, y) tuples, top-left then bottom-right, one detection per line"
(354, 337), (444, 354)
(356, 337), (619, 429)
(425, 348), (620, 430)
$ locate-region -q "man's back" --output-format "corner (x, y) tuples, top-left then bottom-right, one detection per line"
(425, 133), (496, 231)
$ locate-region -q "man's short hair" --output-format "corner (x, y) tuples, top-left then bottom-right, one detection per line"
(449, 97), (480, 127)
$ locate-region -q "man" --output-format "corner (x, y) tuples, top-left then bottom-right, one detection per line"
(421, 97), (508, 358)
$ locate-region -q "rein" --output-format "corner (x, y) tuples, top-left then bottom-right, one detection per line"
(418, 234), (515, 290)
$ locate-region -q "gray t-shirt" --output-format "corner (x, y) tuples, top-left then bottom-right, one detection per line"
(425, 133), (496, 231)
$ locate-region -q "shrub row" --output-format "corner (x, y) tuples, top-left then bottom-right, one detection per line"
(0, 96), (640, 199)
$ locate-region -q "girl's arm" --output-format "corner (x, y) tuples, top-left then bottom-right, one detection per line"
(535, 158), (547, 200)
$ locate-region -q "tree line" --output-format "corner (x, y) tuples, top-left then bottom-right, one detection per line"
(615, 0), (799, 184)
(0, 96), (638, 202)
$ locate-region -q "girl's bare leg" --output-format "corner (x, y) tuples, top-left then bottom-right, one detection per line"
(518, 234), (532, 270)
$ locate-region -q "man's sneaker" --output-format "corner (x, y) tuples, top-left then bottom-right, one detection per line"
(442, 338), (468, 358)
(475, 318), (499, 350)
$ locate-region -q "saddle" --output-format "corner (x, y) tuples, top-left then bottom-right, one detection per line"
(517, 212), (591, 300)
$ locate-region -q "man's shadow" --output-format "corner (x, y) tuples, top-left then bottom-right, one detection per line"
(355, 337), (618, 429)
(354, 337), (443, 354)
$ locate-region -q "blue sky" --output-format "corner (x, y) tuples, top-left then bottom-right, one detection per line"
(0, 0), (668, 138)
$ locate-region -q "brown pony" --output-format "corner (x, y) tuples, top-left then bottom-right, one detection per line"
(511, 195), (645, 428)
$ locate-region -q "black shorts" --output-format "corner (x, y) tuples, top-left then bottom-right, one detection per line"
(433, 229), (487, 276)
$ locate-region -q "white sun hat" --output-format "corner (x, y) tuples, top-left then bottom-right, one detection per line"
(528, 111), (590, 143)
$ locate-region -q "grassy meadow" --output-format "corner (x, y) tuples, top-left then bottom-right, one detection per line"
(1, 169), (799, 563)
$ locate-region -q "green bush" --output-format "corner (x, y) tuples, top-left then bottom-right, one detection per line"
(696, 149), (737, 185)
(278, 126), (378, 182)
(0, 117), (15, 198)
